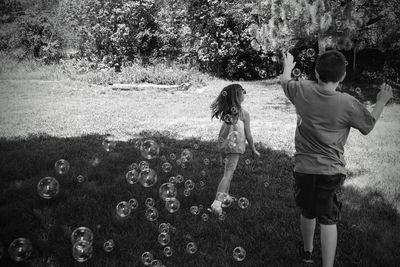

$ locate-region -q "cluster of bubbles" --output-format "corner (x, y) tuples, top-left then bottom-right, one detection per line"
(292, 48), (317, 79)
(71, 227), (94, 262)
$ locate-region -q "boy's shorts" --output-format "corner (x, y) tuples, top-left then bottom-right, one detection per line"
(293, 172), (345, 225)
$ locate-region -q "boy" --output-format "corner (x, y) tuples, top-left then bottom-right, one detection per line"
(280, 50), (393, 267)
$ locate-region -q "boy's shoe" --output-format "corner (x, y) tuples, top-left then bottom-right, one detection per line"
(298, 245), (314, 264)
(211, 200), (222, 215)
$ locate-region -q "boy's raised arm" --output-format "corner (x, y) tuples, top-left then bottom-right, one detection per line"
(371, 83), (393, 121)
(280, 51), (296, 84)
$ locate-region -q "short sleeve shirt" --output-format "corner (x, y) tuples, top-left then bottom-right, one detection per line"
(281, 80), (376, 175)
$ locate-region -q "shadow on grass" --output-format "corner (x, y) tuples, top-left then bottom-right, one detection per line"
(0, 133), (399, 267)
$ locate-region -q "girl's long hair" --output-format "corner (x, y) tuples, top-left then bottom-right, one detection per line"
(210, 84), (243, 124)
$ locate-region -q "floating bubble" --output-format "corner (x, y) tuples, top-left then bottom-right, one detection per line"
(199, 180), (205, 188)
(201, 213), (208, 221)
(345, 60), (349, 66)
(37, 177), (59, 199)
(245, 159), (251, 165)
(150, 259), (162, 267)
(190, 206), (199, 215)
(176, 175), (184, 183)
(72, 240), (93, 262)
(223, 114), (233, 124)
(229, 47), (237, 55)
(183, 189), (190, 197)
(8, 238), (32, 262)
(292, 68), (301, 77)
(159, 155), (167, 162)
(126, 169), (139, 184)
(218, 211), (227, 221)
(139, 168), (158, 187)
(161, 162), (172, 173)
(230, 106), (238, 114)
(227, 131), (244, 149)
(264, 181), (270, 187)
(163, 246), (173, 257)
(193, 143), (199, 150)
(335, 19), (342, 27)
(128, 198), (139, 209)
(158, 232), (170, 246)
(216, 192), (234, 208)
(103, 239), (114, 252)
(145, 207), (159, 221)
(102, 138), (116, 152)
(76, 175), (86, 183)
(145, 197), (155, 207)
(116, 201), (131, 218)
(71, 227), (93, 245)
(54, 159), (70, 175)
(128, 163), (138, 171)
(306, 48), (315, 57)
(184, 180), (195, 190)
(355, 87), (361, 94)
(186, 242), (197, 254)
(181, 149), (193, 163)
(169, 153), (176, 160)
(168, 176), (176, 183)
(222, 90), (227, 97)
(134, 139), (143, 149)
(159, 183), (177, 201)
(238, 197), (250, 209)
(200, 170), (206, 176)
(140, 140), (160, 159)
(158, 223), (169, 234)
(141, 251), (153, 265)
(198, 204), (204, 210)
(233, 246), (246, 261)
(203, 158), (210, 165)
(181, 163), (187, 169)
(165, 198), (180, 213)
(311, 57), (315, 62)
(139, 161), (150, 171)
(176, 159), (182, 166)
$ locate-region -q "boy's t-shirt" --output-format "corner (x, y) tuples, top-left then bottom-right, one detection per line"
(281, 80), (376, 175)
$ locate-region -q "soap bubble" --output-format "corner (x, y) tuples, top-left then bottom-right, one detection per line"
(176, 174), (184, 183)
(193, 143), (199, 150)
(216, 192), (234, 208)
(103, 239), (114, 252)
(145, 207), (159, 221)
(126, 169), (139, 184)
(201, 213), (208, 221)
(165, 198), (180, 213)
(180, 149), (193, 163)
(8, 238), (32, 262)
(163, 246), (173, 257)
(199, 181), (205, 188)
(176, 159), (182, 166)
(181, 162), (187, 169)
(355, 87), (361, 94)
(183, 189), (190, 197)
(227, 131), (244, 149)
(159, 155), (167, 162)
(203, 158), (210, 165)
(161, 162), (172, 173)
(198, 204), (204, 210)
(139, 168), (158, 187)
(159, 183), (177, 200)
(134, 139), (143, 149)
(37, 177), (59, 199)
(76, 175), (86, 183)
(218, 211), (227, 221)
(150, 259), (162, 267)
(306, 48), (315, 57)
(184, 180), (195, 190)
(292, 68), (301, 77)
(72, 240), (93, 262)
(128, 198), (139, 209)
(222, 90), (227, 97)
(158, 232), (170, 246)
(169, 153), (176, 160)
(190, 206), (199, 215)
(128, 162), (138, 171)
(245, 159), (251, 165)
(186, 242), (197, 254)
(168, 176), (176, 183)
(116, 201), (131, 218)
(233, 246), (246, 261)
(141, 251), (153, 265)
(139, 161), (150, 172)
(140, 140), (160, 159)
(264, 181), (270, 188)
(231, 106), (238, 114)
(158, 223), (169, 233)
(54, 159), (70, 175)
(71, 227), (93, 245)
(200, 170), (206, 176)
(223, 114), (233, 124)
(238, 197), (250, 209)
(102, 138), (116, 152)
(145, 197), (155, 207)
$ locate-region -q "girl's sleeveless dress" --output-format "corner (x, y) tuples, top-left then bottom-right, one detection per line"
(218, 119), (246, 154)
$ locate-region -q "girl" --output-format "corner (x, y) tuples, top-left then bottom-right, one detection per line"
(210, 84), (260, 214)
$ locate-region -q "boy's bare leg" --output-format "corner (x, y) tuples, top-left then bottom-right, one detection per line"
(320, 224), (337, 267)
(216, 154), (240, 194)
(300, 215), (316, 252)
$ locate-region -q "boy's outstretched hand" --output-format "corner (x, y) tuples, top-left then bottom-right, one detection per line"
(282, 51), (296, 71)
(377, 83), (393, 104)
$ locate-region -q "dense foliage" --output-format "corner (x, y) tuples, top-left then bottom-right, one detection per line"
(0, 0), (399, 81)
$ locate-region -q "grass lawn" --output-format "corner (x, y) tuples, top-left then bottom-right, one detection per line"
(0, 79), (399, 266)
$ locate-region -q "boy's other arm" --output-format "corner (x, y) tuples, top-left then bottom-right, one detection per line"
(370, 83), (393, 121)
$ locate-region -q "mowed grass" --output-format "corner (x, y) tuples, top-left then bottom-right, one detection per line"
(0, 79), (399, 266)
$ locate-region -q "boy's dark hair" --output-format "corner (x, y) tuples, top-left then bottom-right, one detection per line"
(315, 50), (346, 83)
